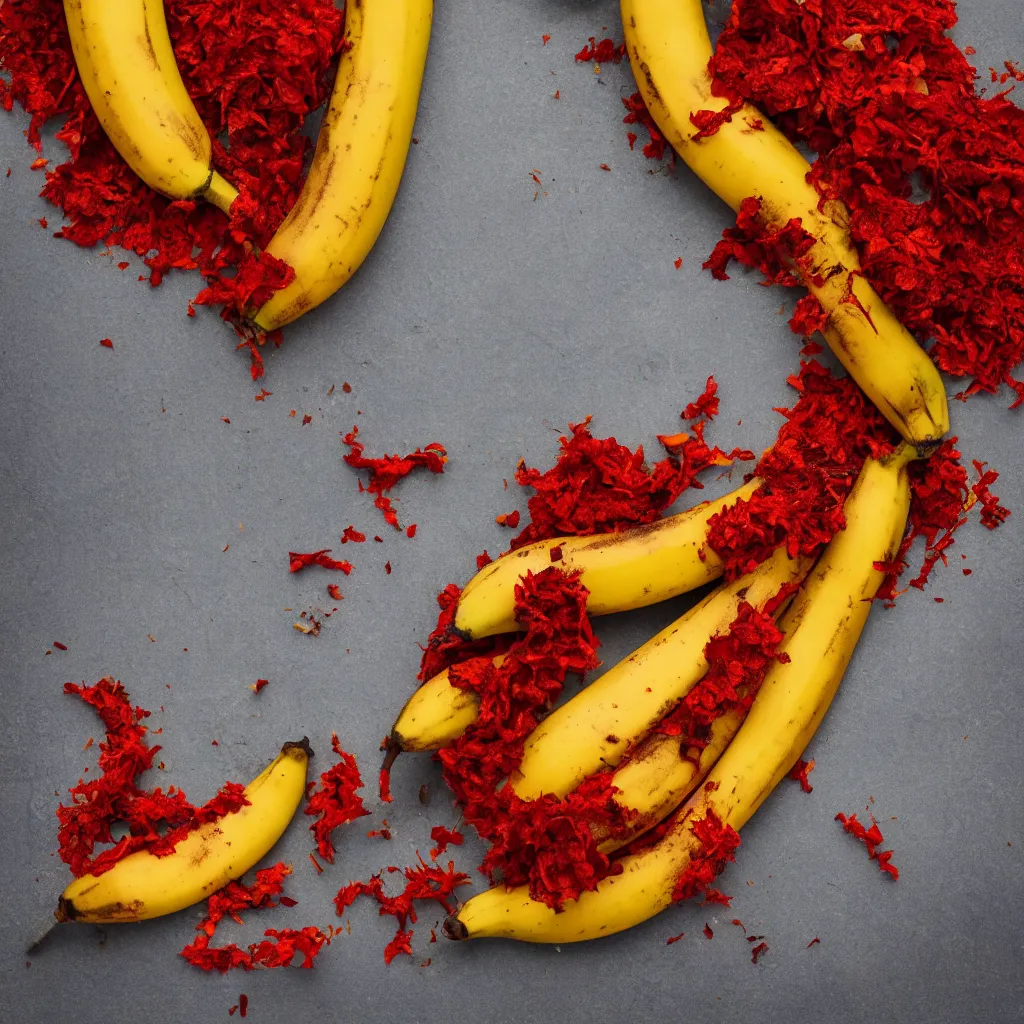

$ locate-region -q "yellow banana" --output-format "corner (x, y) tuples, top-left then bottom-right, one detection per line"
(454, 478), (761, 640)
(510, 544), (810, 800)
(55, 740), (310, 924)
(446, 447), (914, 942)
(251, 0), (432, 331)
(62, 0), (237, 213)
(621, 0), (948, 445)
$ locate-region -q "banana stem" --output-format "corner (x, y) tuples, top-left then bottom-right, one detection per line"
(200, 171), (239, 216)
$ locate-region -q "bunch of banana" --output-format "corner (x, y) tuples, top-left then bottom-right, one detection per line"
(445, 446), (914, 942)
(55, 739), (310, 925)
(390, 478), (761, 751)
(250, 0), (433, 330)
(620, 0), (949, 446)
(63, 0), (238, 214)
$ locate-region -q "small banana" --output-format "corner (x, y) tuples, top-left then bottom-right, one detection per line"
(510, 544), (810, 800)
(63, 0), (237, 213)
(55, 739), (311, 924)
(446, 447), (914, 942)
(454, 478), (761, 640)
(621, 0), (948, 445)
(251, 0), (433, 331)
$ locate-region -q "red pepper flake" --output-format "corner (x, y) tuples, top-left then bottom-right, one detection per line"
(238, 995), (248, 1018)
(53, 641), (67, 651)
(341, 525), (366, 543)
(58, 678), (248, 878)
(682, 376), (720, 421)
(599, 163), (611, 172)
(98, 338), (113, 349)
(963, 568), (972, 576)
(970, 461), (1010, 530)
(342, 382), (352, 393)
(38, 216), (47, 228)
(703, 923), (714, 940)
(554, 89), (561, 100)
(308, 852), (323, 875)
(789, 758), (815, 793)
(385, 561), (392, 575)
(541, 34), (550, 45)
(342, 426), (447, 530)
(807, 937), (821, 948)
(288, 550), (353, 574)
(732, 918), (745, 931)
(666, 932), (685, 945)
(406, 523), (417, 538)
(835, 812), (899, 879)
(674, 257), (683, 269)
(301, 414), (312, 426)
(383, 929), (413, 964)
(30, 157), (47, 170)
(327, 583), (343, 601)
(250, 679), (269, 694)
(374, 535), (383, 543)
(367, 826), (392, 840)
(221, 417), (230, 424)
(751, 941), (769, 964)
(428, 825), (464, 861)
(379, 767), (393, 804)
(574, 37), (625, 64)
(495, 510), (521, 528)
(476, 551), (493, 570)
(117, 261), (129, 270)
(304, 734), (369, 863)
(254, 389), (272, 402)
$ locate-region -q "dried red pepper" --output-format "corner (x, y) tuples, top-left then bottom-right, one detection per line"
(304, 734), (369, 864)
(836, 811), (900, 879)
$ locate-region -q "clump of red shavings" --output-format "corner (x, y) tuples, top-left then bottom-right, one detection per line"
(429, 825), (464, 860)
(970, 461), (1010, 530)
(342, 426), (447, 530)
(835, 812), (899, 879)
(510, 410), (752, 550)
(672, 800), (742, 907)
(334, 857), (469, 964)
(574, 37), (626, 64)
(751, 941), (769, 964)
(288, 550), (353, 574)
(0, 0), (346, 379)
(181, 863), (332, 971)
(703, 0), (1024, 404)
(654, 601), (789, 757)
(304, 734), (369, 864)
(789, 758), (815, 793)
(58, 677), (247, 878)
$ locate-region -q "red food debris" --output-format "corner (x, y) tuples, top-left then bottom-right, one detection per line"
(238, 995), (248, 1018)
(672, 806), (743, 908)
(789, 758), (815, 793)
(301, 414), (312, 426)
(429, 825), (464, 861)
(98, 338), (113, 349)
(682, 376), (720, 421)
(379, 767), (393, 804)
(58, 678), (247, 878)
(288, 550), (353, 574)
(574, 37), (625, 64)
(385, 561), (392, 575)
(342, 426), (447, 530)
(53, 641), (67, 651)
(250, 678), (269, 694)
(327, 583), (343, 601)
(835, 812), (899, 879)
(599, 163), (611, 172)
(341, 525), (366, 543)
(674, 257), (683, 269)
(30, 157), (47, 170)
(254, 389), (272, 402)
(807, 936), (821, 948)
(342, 382), (352, 393)
(703, 923), (714, 940)
(542, 34), (550, 45)
(751, 941), (769, 964)
(334, 857), (470, 965)
(181, 863), (331, 972)
(666, 932), (685, 945)
(38, 216), (47, 228)
(970, 461), (1010, 530)
(304, 734), (368, 863)
(495, 510), (521, 528)
(406, 524), (417, 538)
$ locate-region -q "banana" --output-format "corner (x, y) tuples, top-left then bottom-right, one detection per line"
(510, 544), (810, 800)
(446, 447), (914, 942)
(55, 739), (311, 924)
(621, 0), (948, 446)
(62, 0), (237, 213)
(250, 0), (433, 331)
(454, 478), (761, 640)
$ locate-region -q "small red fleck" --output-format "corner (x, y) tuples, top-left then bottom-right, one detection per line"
(963, 568), (972, 575)
(342, 382), (352, 393)
(254, 388), (272, 401)
(251, 679), (270, 694)
(289, 409), (297, 418)
(38, 217), (47, 228)
(309, 852), (324, 875)
(549, 544), (563, 562)
(406, 524), (417, 538)
(542, 34), (550, 45)
(374, 536), (383, 543)
(117, 261), (129, 271)
(211, 740), (218, 746)
(99, 338), (113, 349)
(223, 544), (230, 552)
(599, 163), (611, 171)
(5, 168), (10, 177)
(666, 932), (685, 945)
(495, 510), (521, 528)
(221, 417), (230, 424)
(82, 737), (94, 750)
(327, 583), (343, 601)
(751, 941), (769, 964)
(703, 923), (713, 940)
(342, 526), (367, 543)
(279, 896), (298, 907)
(789, 758), (815, 793)
(229, 1007), (237, 1017)
(554, 89), (560, 99)
(807, 937), (821, 948)
(239, 994), (248, 1018)
(385, 562), (392, 575)
(147, 634), (156, 642)
(731, 918), (745, 931)
(302, 414), (312, 426)
(53, 641), (67, 651)
(30, 157), (47, 170)
(674, 257), (683, 269)
(934, 597), (945, 603)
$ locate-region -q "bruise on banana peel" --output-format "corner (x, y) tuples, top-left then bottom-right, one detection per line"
(620, 0), (949, 446)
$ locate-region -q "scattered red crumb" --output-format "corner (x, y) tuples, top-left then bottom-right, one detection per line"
(238, 995), (248, 1018)
(342, 382), (352, 393)
(807, 937), (821, 948)
(574, 37), (625, 64)
(98, 338), (113, 349)
(682, 376), (720, 421)
(835, 812), (899, 879)
(304, 735), (367, 863)
(288, 550), (353, 574)
(429, 825), (464, 861)
(38, 216), (47, 228)
(674, 257), (683, 269)
(666, 932), (685, 945)
(30, 157), (46, 170)
(117, 261), (129, 270)
(751, 941), (769, 964)
(406, 524), (417, 538)
(250, 678), (269, 694)
(341, 525), (366, 543)
(301, 414), (312, 426)
(254, 389), (272, 401)
(58, 678), (248, 878)
(542, 34), (550, 45)
(53, 641), (67, 651)
(599, 163), (611, 171)
(327, 583), (343, 601)
(789, 758), (815, 793)
(732, 918), (745, 931)
(342, 426), (447, 530)
(703, 923), (714, 940)
(379, 767), (393, 804)
(495, 510), (521, 528)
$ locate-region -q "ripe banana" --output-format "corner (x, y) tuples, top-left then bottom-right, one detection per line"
(446, 447), (914, 942)
(63, 0), (237, 214)
(454, 478), (761, 640)
(55, 739), (311, 924)
(621, 0), (948, 446)
(250, 0), (433, 331)
(510, 543), (810, 800)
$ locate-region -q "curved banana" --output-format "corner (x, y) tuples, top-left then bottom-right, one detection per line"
(621, 0), (948, 445)
(251, 0), (433, 331)
(446, 447), (913, 942)
(63, 0), (237, 213)
(454, 478), (761, 640)
(55, 739), (311, 924)
(510, 544), (810, 800)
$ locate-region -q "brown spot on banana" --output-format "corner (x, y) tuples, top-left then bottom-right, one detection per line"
(55, 896), (145, 923)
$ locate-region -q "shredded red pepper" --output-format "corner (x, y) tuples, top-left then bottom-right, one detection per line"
(789, 758), (816, 793)
(429, 825), (464, 861)
(672, 803), (743, 907)
(304, 734), (369, 864)
(58, 678), (248, 878)
(288, 550), (353, 574)
(342, 426), (448, 530)
(836, 812), (899, 879)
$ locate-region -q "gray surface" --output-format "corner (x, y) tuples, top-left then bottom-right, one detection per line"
(2, 2), (1023, 1022)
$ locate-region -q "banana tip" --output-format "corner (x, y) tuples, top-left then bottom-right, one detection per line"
(283, 736), (314, 759)
(442, 915), (469, 941)
(53, 897), (75, 924)
(381, 734), (402, 772)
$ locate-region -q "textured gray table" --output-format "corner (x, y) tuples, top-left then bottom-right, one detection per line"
(2, 2), (1022, 1022)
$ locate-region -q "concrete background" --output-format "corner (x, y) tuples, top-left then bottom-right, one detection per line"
(1, 1), (1021, 1021)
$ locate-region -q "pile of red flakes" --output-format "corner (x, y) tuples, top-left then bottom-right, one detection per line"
(0, 0), (346, 378)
